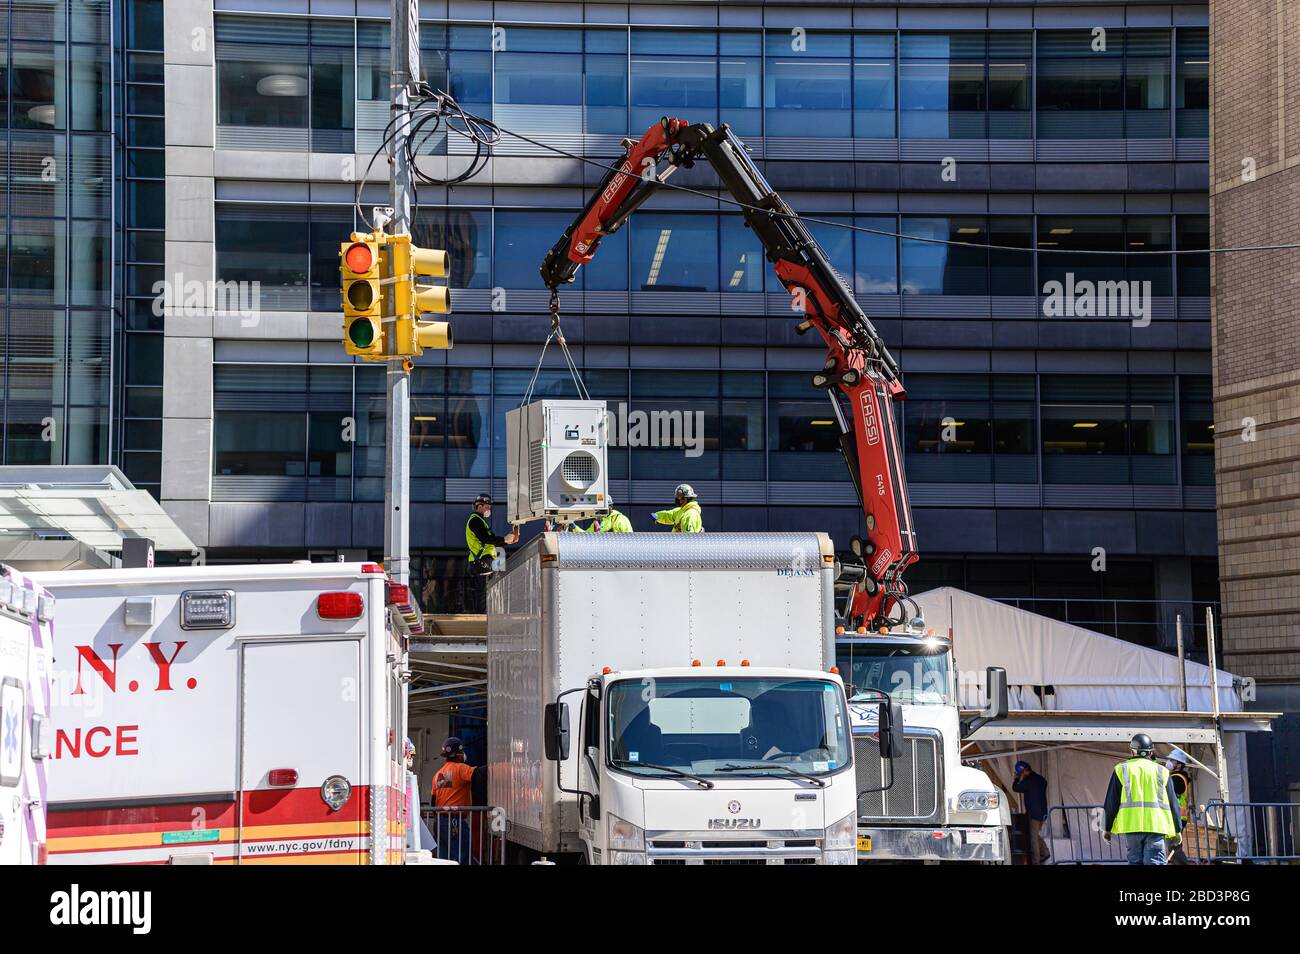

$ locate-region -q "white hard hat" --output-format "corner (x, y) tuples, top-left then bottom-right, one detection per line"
(1167, 747), (1190, 765)
(675, 483), (697, 499)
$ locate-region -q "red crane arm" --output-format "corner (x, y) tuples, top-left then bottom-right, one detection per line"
(540, 118), (918, 629)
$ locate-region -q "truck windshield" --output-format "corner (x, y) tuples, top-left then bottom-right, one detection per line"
(837, 641), (953, 705)
(606, 677), (850, 780)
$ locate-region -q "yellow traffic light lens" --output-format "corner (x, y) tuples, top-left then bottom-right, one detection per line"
(344, 242), (374, 273)
(348, 318), (376, 348)
(346, 281), (375, 311)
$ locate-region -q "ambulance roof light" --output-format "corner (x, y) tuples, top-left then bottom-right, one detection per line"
(361, 563), (385, 574)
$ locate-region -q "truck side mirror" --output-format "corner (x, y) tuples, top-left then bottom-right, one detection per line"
(877, 700), (905, 760)
(983, 667), (1009, 721)
(544, 702), (570, 761)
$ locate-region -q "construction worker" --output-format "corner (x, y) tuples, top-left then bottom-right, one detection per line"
(1102, 733), (1182, 865)
(652, 483), (703, 533)
(465, 493), (518, 612)
(466, 494), (518, 573)
(1012, 760), (1051, 864)
(1165, 747), (1195, 864)
(575, 495), (633, 533)
(432, 737), (482, 862)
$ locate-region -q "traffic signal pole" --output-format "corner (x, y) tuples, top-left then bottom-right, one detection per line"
(385, 0), (417, 587)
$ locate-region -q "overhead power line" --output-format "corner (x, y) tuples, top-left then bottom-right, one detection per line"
(360, 94), (1300, 257)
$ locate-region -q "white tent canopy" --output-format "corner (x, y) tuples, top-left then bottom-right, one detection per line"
(913, 587), (1242, 713)
(909, 588), (1270, 859)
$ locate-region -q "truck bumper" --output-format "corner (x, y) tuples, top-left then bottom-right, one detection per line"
(857, 826), (1005, 863)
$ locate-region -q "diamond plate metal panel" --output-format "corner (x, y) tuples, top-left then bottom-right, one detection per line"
(552, 531), (827, 570)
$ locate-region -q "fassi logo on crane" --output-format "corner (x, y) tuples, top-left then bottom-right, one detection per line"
(51, 641), (192, 760)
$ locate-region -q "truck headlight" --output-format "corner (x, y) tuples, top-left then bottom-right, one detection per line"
(822, 811), (856, 863)
(957, 790), (1000, 812)
(608, 814), (644, 852)
(609, 851), (647, 865)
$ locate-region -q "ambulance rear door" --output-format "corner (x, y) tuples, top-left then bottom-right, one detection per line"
(238, 638), (364, 863)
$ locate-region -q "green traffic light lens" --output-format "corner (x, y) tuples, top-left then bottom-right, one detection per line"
(347, 281), (375, 311)
(348, 318), (376, 348)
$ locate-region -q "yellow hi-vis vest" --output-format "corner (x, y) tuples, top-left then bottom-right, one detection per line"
(465, 513), (495, 563)
(1112, 758), (1176, 836)
(654, 500), (703, 533)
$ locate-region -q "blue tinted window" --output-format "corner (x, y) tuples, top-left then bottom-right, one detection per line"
(494, 211), (579, 289)
(1176, 29), (1208, 137)
(855, 216), (898, 294)
(902, 217), (988, 295)
(720, 37), (762, 137)
(721, 32), (760, 56)
(805, 218), (854, 289)
(854, 42), (896, 137)
(989, 217), (1034, 296)
(765, 47), (852, 137)
(1037, 216), (1123, 288)
(721, 216), (765, 292)
(764, 30), (851, 58)
(631, 213), (718, 292)
(632, 30), (716, 56)
(496, 52), (582, 106)
(586, 29), (627, 54)
(631, 39), (718, 130)
(500, 26), (581, 53)
(586, 53), (628, 132)
(1176, 215), (1209, 297)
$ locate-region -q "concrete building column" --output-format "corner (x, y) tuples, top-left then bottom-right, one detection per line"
(161, 0), (217, 549)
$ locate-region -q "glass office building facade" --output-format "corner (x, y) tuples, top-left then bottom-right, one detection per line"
(0, 1), (1218, 651)
(1, 0), (115, 467)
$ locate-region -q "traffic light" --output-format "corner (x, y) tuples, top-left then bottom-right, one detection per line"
(340, 237), (384, 358)
(390, 239), (453, 356)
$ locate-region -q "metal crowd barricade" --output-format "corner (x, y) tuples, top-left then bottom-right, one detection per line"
(1045, 805), (1128, 864)
(1044, 801), (1300, 864)
(1204, 800), (1298, 864)
(423, 806), (508, 865)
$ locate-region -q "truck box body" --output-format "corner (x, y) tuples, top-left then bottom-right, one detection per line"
(488, 532), (839, 856)
(33, 563), (409, 865)
(0, 568), (55, 865)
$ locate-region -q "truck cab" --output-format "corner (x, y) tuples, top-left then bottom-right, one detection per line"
(547, 665), (867, 865)
(837, 633), (1010, 863)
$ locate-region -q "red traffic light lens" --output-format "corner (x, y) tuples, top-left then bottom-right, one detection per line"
(344, 242), (373, 273)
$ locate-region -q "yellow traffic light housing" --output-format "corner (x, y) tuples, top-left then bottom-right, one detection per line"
(340, 238), (384, 358)
(390, 238), (453, 356)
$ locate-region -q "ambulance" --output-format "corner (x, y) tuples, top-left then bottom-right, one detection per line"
(0, 566), (54, 865)
(33, 562), (411, 865)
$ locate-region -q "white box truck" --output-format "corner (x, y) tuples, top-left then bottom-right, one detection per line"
(0, 567), (55, 865)
(33, 562), (411, 865)
(488, 531), (903, 865)
(837, 630), (1010, 863)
